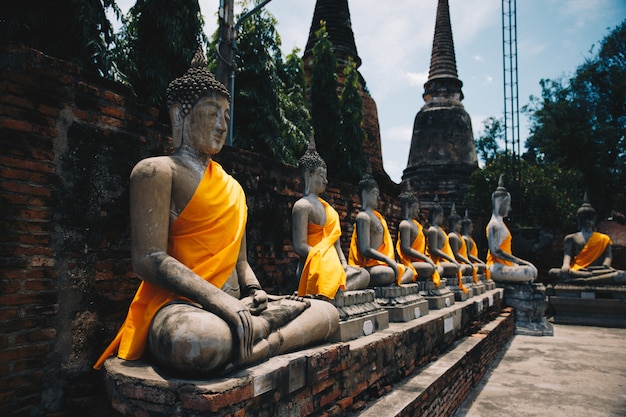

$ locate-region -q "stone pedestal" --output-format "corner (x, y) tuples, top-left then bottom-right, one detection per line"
(482, 277), (496, 291)
(548, 284), (626, 328)
(473, 279), (486, 295)
(374, 283), (429, 322)
(328, 289), (389, 342)
(419, 278), (455, 309)
(502, 283), (553, 336)
(448, 276), (474, 301)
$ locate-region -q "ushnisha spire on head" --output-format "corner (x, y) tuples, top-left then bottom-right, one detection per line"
(165, 46), (231, 119)
(576, 192), (596, 218)
(299, 132), (327, 173)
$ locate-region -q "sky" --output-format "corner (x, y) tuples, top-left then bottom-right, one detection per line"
(111, 0), (625, 183)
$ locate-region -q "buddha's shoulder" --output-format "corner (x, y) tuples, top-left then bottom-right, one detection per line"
(131, 156), (176, 180)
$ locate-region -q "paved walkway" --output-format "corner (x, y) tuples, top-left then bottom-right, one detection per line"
(454, 324), (626, 417)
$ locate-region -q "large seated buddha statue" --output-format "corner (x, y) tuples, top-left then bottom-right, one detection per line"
(292, 137), (370, 299)
(348, 174), (414, 286)
(486, 176), (537, 283)
(549, 195), (626, 284)
(93, 49), (339, 375)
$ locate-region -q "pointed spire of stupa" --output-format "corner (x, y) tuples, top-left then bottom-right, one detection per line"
(303, 0), (361, 67)
(423, 0), (464, 102)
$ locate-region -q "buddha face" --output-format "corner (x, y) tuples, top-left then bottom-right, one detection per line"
(306, 166), (328, 195)
(183, 94), (230, 156)
(409, 202), (420, 219)
(496, 194), (511, 217)
(363, 187), (380, 210)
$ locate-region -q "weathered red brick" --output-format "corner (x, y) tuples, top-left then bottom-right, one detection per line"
(1, 118), (32, 133)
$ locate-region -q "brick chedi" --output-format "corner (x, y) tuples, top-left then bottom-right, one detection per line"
(302, 0), (393, 188)
(402, 0), (478, 211)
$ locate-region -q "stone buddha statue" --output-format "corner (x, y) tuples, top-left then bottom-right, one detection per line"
(461, 210), (489, 277)
(447, 204), (476, 277)
(292, 137), (370, 299)
(348, 174), (414, 286)
(396, 191), (438, 282)
(548, 195), (626, 284)
(425, 198), (462, 279)
(486, 176), (537, 283)
(94, 49), (339, 375)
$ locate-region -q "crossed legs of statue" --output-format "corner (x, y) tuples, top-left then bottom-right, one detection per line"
(148, 296), (339, 374)
(490, 263), (537, 283)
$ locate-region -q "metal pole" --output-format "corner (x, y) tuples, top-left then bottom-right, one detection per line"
(227, 0), (275, 146)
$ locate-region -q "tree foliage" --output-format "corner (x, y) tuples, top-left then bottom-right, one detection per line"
(1, 0), (119, 77)
(230, 2), (310, 164)
(113, 0), (205, 107)
(466, 154), (584, 231)
(309, 22), (343, 176)
(339, 58), (368, 182)
(475, 117), (504, 166)
(525, 20), (626, 218)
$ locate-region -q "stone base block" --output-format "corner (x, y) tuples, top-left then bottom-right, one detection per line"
(328, 309), (390, 342)
(450, 286), (471, 301)
(503, 283), (553, 336)
(384, 299), (429, 322)
(374, 284), (429, 322)
(473, 281), (486, 295)
(548, 284), (626, 328)
(426, 293), (455, 310)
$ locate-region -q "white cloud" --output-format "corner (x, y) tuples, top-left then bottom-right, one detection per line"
(404, 71), (428, 88)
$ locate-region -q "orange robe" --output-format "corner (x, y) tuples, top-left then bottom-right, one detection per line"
(486, 224), (514, 266)
(570, 232), (612, 271)
(297, 198), (346, 299)
(467, 236), (491, 280)
(396, 220), (441, 286)
(457, 234), (479, 284)
(440, 230), (467, 292)
(348, 210), (406, 285)
(94, 161), (246, 369)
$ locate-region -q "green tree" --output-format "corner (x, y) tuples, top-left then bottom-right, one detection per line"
(1, 0), (119, 77)
(231, 3), (309, 164)
(113, 0), (205, 107)
(309, 22), (343, 176)
(466, 155), (584, 231)
(475, 117), (504, 165)
(525, 20), (626, 218)
(339, 58), (367, 182)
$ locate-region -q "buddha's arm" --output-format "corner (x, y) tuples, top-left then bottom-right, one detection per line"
(356, 214), (398, 276)
(399, 221), (434, 265)
(291, 200), (311, 258)
(427, 228), (457, 264)
(236, 233), (267, 313)
(449, 235), (470, 264)
(602, 245), (613, 268)
(334, 240), (348, 268)
(561, 236), (574, 272)
(464, 237), (484, 264)
(129, 158), (255, 361)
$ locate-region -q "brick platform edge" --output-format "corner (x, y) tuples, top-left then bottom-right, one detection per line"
(102, 289), (513, 417)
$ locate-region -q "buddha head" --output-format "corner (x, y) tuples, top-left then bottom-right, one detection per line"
(299, 134), (328, 195)
(166, 48), (231, 149)
(448, 203), (462, 233)
(461, 209), (473, 236)
(399, 191), (420, 219)
(429, 196), (444, 226)
(491, 175), (511, 217)
(576, 193), (596, 231)
(358, 174), (380, 209)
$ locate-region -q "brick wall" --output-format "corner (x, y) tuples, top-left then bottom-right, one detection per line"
(0, 44), (402, 417)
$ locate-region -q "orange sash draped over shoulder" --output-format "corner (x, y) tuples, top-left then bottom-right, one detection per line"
(468, 237), (479, 258)
(348, 210), (406, 285)
(298, 198), (346, 299)
(486, 224), (514, 266)
(443, 231), (467, 292)
(94, 161), (246, 369)
(396, 220), (440, 286)
(571, 232), (612, 270)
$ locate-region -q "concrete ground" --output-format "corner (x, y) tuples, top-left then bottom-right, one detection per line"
(454, 324), (626, 417)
